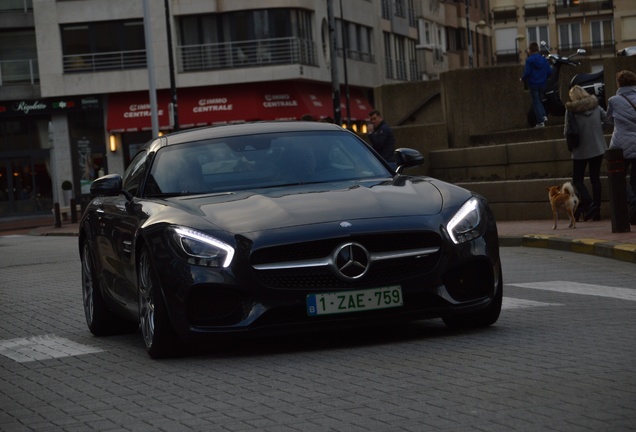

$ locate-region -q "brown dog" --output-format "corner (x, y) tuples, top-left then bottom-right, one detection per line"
(546, 182), (579, 229)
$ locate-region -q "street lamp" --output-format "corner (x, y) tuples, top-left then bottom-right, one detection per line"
(475, 20), (487, 67)
(515, 34), (525, 64)
(466, 0), (474, 68)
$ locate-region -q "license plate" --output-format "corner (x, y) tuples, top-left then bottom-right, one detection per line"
(306, 286), (403, 316)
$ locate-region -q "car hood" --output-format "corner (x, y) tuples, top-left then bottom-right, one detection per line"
(166, 177), (468, 234)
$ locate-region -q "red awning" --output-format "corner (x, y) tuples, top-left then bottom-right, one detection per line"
(107, 91), (172, 132)
(177, 82), (372, 128)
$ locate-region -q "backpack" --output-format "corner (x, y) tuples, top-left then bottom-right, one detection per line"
(565, 110), (580, 152)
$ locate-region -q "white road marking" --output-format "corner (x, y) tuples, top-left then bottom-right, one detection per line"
(509, 281), (636, 301)
(0, 334), (103, 363)
(503, 297), (563, 309)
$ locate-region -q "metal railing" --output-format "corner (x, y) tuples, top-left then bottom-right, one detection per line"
(555, 0), (613, 15)
(0, 0), (32, 13)
(63, 50), (147, 73)
(336, 48), (375, 63)
(558, 41), (615, 58)
(0, 59), (39, 85)
(524, 3), (549, 20)
(492, 6), (517, 24)
(495, 50), (520, 65)
(178, 37), (316, 73)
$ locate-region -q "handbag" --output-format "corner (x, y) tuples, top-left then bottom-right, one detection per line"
(565, 110), (580, 152)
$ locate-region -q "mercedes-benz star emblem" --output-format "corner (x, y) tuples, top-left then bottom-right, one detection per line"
(332, 242), (370, 280)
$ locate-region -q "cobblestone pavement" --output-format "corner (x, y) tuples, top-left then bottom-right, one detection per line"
(1, 235), (635, 432)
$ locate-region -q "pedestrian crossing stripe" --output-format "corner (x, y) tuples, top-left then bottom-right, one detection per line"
(0, 334), (102, 363)
(503, 297), (563, 309)
(510, 281), (636, 302)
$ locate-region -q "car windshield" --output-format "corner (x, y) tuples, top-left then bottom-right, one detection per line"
(146, 130), (391, 196)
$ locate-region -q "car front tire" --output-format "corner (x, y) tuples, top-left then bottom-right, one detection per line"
(138, 246), (178, 358)
(81, 241), (137, 336)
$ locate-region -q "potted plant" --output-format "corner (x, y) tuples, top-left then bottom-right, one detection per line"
(61, 180), (73, 206)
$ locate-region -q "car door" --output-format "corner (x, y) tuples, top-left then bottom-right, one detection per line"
(97, 149), (151, 316)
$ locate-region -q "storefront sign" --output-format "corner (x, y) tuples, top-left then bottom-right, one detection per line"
(0, 96), (101, 117)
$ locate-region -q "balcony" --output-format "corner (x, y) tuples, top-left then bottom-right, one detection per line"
(524, 3), (549, 20)
(178, 37), (316, 73)
(0, 59), (38, 85)
(492, 6), (517, 24)
(0, 0), (32, 13)
(63, 50), (146, 73)
(558, 41), (615, 58)
(495, 49), (520, 65)
(555, 0), (613, 16)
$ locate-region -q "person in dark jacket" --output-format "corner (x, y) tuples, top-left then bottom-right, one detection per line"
(606, 69), (636, 225)
(564, 85), (608, 221)
(368, 110), (396, 164)
(521, 41), (551, 128)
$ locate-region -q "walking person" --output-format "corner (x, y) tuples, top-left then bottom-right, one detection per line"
(368, 110), (396, 165)
(606, 69), (636, 224)
(520, 41), (551, 128)
(564, 85), (608, 221)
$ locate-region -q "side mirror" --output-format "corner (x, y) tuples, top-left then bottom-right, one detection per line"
(90, 174), (123, 198)
(576, 48), (587, 56)
(393, 148), (424, 174)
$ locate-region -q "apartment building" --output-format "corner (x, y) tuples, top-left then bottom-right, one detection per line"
(491, 0), (636, 68)
(0, 0), (421, 219)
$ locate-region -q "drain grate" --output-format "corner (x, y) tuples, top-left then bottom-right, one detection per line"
(0, 334), (103, 363)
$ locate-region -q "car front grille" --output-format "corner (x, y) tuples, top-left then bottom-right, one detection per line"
(250, 232), (443, 289)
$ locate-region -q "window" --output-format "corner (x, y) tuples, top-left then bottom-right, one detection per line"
(177, 9), (315, 71)
(527, 26), (549, 47)
(559, 23), (581, 50)
(336, 19), (374, 62)
(61, 20), (145, 72)
(419, 21), (432, 48)
(384, 32), (393, 78)
(123, 148), (149, 197)
(591, 20), (613, 48)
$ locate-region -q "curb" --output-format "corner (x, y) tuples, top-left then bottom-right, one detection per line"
(500, 234), (636, 264)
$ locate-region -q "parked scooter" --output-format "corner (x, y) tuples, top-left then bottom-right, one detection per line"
(527, 41), (586, 127)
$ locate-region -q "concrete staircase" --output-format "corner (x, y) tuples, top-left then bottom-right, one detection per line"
(427, 125), (613, 221)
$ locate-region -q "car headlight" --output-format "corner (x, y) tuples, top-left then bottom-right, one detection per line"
(446, 197), (482, 245)
(168, 226), (234, 268)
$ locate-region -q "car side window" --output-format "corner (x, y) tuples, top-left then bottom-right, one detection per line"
(122, 150), (148, 197)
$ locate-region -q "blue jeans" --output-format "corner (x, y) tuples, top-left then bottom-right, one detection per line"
(530, 86), (547, 123)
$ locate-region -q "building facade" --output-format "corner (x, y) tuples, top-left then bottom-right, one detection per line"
(0, 0), (421, 218)
(490, 0), (636, 68)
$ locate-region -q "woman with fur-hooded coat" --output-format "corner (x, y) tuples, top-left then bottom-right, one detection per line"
(564, 85), (608, 221)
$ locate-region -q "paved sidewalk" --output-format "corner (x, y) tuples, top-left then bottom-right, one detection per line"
(1, 214), (635, 263)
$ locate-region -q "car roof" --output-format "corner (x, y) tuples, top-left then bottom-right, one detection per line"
(161, 121), (347, 147)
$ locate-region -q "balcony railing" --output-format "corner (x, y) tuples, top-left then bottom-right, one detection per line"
(492, 6), (517, 24)
(0, 0), (32, 13)
(558, 41), (615, 58)
(336, 48), (375, 63)
(495, 50), (521, 65)
(178, 37), (316, 73)
(63, 50), (147, 73)
(555, 0), (613, 16)
(524, 3), (549, 20)
(0, 59), (39, 85)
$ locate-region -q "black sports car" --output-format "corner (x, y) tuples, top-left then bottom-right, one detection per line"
(79, 121), (502, 358)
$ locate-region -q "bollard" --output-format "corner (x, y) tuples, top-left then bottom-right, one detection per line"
(605, 148), (630, 233)
(53, 202), (62, 228)
(70, 198), (78, 223)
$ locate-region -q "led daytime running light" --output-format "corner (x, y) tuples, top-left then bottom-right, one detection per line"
(173, 227), (234, 268)
(447, 197), (480, 244)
